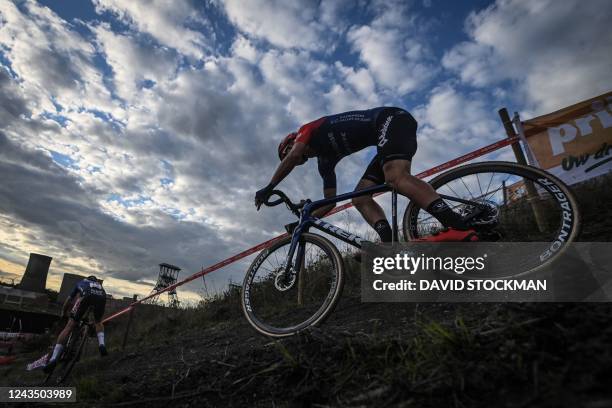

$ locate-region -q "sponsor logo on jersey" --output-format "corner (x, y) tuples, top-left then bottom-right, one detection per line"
(378, 116), (393, 147)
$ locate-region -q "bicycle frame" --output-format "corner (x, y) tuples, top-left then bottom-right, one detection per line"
(281, 183), (489, 273)
(283, 184), (391, 272)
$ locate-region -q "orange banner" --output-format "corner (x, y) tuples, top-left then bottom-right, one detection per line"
(523, 91), (612, 184)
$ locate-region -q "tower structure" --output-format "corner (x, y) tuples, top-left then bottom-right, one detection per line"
(18, 253), (52, 293)
(148, 263), (181, 307)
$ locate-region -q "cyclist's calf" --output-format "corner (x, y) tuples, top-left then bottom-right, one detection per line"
(351, 193), (374, 209)
(57, 319), (76, 346)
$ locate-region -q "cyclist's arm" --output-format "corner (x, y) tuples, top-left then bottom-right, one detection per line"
(268, 142), (307, 187)
(312, 187), (336, 218)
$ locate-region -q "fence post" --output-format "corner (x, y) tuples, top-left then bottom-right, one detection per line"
(498, 108), (528, 165)
(498, 107), (546, 232)
(121, 294), (138, 351)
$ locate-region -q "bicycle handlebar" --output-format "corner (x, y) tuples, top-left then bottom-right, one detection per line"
(263, 190), (306, 216)
(263, 190), (289, 207)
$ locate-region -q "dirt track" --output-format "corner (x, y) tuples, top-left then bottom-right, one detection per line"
(3, 295), (612, 407)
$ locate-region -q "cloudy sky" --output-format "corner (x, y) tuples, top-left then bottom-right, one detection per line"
(1, 0), (610, 302)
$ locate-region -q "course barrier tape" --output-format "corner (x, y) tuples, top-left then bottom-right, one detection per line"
(102, 135), (520, 324)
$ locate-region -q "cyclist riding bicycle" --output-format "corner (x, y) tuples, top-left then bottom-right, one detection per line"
(44, 275), (108, 373)
(254, 107), (477, 243)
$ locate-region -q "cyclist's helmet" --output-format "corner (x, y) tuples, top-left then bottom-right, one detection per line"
(87, 275), (98, 282)
(278, 132), (297, 160)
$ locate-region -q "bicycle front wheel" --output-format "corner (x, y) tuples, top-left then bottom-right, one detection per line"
(403, 161), (581, 276)
(242, 232), (345, 337)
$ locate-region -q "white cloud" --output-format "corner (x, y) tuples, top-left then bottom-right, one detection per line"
(411, 84), (502, 171)
(442, 0), (612, 114)
(258, 48), (333, 121)
(221, 0), (327, 51)
(346, 0), (437, 96)
(92, 0), (210, 58)
(91, 22), (179, 102)
(230, 34), (259, 62)
(0, 0), (115, 116)
(335, 62), (377, 102)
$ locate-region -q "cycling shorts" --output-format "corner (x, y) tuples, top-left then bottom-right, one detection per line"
(361, 109), (418, 184)
(70, 293), (106, 323)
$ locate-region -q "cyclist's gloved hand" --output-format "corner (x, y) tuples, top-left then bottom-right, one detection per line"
(255, 184), (274, 210)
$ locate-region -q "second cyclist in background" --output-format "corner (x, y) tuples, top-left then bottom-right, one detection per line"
(44, 275), (108, 373)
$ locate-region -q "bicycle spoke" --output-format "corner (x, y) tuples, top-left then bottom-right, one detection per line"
(459, 176), (476, 200)
(484, 172), (495, 197)
(404, 163), (579, 278)
(243, 234), (342, 336)
(443, 181), (462, 200)
(484, 174), (513, 201)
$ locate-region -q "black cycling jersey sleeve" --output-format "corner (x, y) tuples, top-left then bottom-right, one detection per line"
(317, 156), (338, 189)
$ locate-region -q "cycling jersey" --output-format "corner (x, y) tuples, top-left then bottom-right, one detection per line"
(70, 279), (106, 299)
(69, 279), (106, 322)
(295, 107), (418, 189)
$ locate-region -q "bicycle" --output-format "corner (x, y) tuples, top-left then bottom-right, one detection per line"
(242, 161), (581, 337)
(43, 307), (96, 385)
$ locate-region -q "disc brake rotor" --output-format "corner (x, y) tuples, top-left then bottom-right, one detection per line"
(274, 265), (297, 291)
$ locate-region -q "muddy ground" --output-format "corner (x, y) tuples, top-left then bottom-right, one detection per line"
(3, 299), (612, 407)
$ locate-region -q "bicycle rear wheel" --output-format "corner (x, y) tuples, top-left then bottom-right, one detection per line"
(242, 232), (345, 337)
(403, 161), (581, 276)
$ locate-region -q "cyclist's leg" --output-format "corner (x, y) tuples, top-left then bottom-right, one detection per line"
(377, 110), (468, 231)
(93, 295), (108, 356)
(45, 295), (85, 370)
(382, 159), (437, 208)
(45, 319), (74, 370)
(352, 155), (392, 242)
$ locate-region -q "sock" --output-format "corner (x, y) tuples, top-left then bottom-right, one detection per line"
(50, 344), (64, 362)
(426, 198), (468, 230)
(373, 219), (393, 242)
(97, 332), (105, 347)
